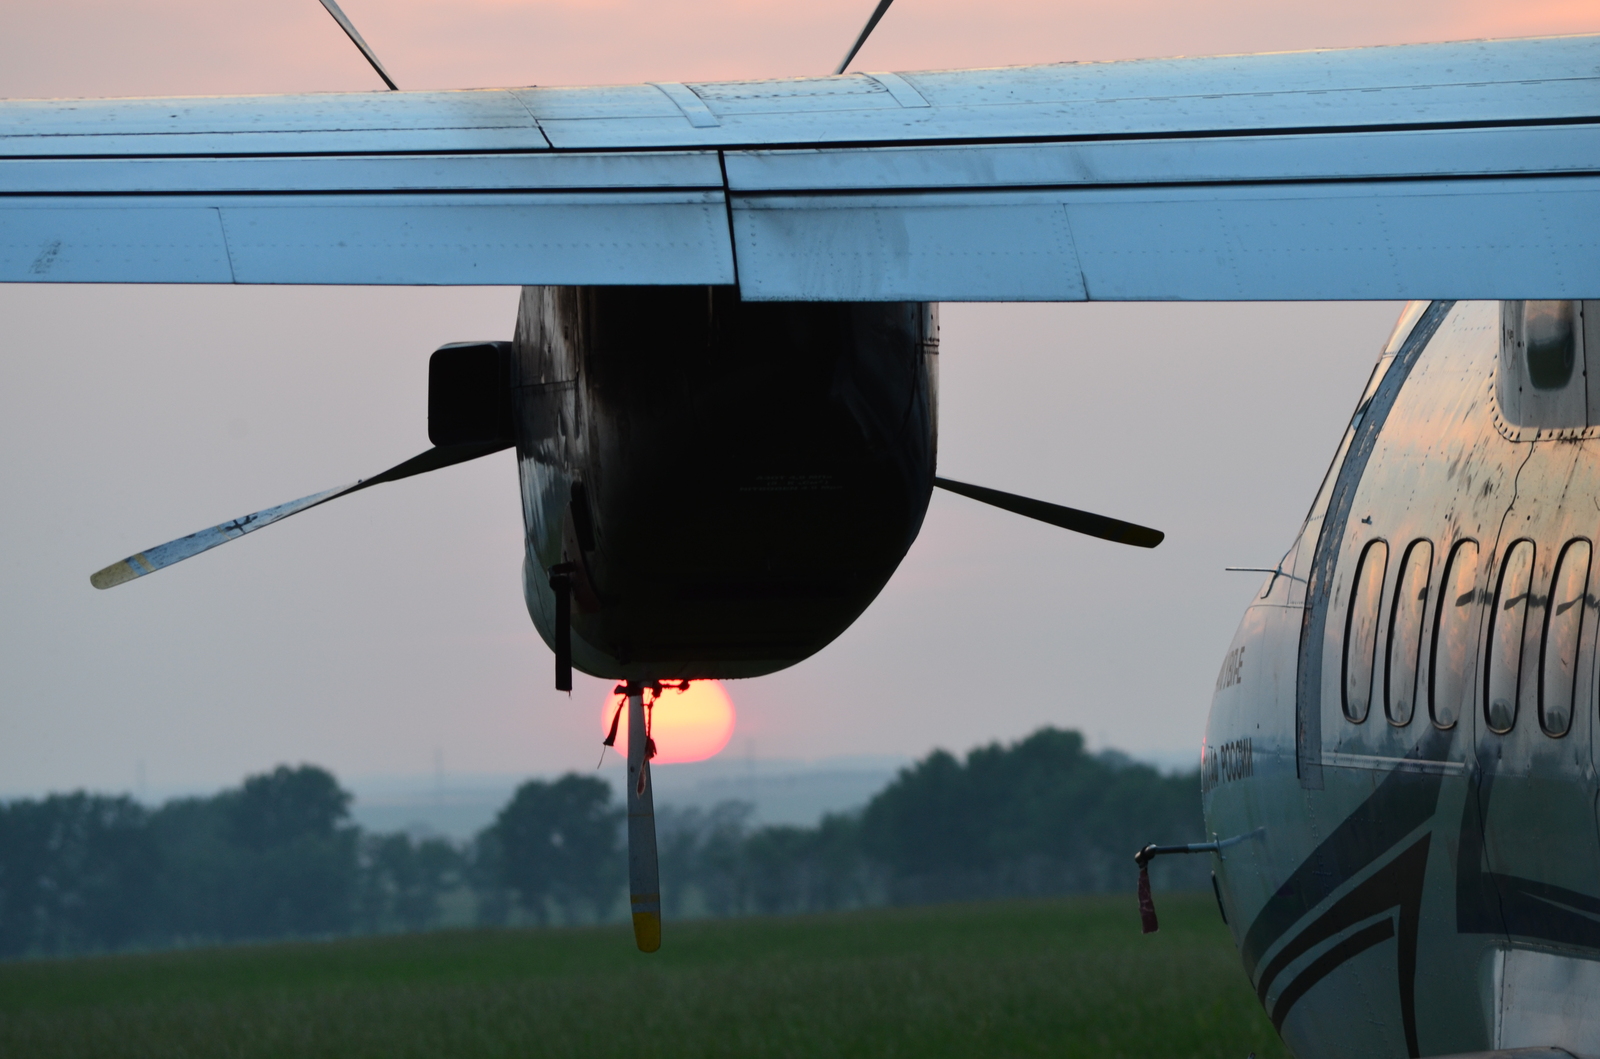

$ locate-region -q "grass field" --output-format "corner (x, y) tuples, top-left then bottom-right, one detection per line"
(0, 895), (1287, 1059)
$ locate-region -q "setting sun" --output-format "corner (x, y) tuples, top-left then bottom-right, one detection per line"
(601, 681), (737, 764)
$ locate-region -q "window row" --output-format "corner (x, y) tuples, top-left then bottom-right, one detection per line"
(1341, 535), (1592, 737)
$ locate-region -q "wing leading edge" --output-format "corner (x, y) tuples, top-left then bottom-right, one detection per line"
(2, 34), (1598, 300)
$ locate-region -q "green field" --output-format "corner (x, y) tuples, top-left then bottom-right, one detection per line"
(0, 895), (1286, 1059)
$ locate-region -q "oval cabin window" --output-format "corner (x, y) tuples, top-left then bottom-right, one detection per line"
(1386, 539), (1432, 726)
(1430, 540), (1479, 729)
(1485, 540), (1536, 734)
(1343, 540), (1388, 723)
(1540, 539), (1591, 738)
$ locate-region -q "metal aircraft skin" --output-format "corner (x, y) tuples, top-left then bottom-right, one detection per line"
(1205, 300), (1600, 1058)
(2, 35), (1598, 300)
(513, 287), (938, 680)
(9, 21), (1600, 1037)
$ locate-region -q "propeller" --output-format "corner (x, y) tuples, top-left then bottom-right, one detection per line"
(623, 681), (663, 953)
(834, 0), (897, 75)
(933, 477), (1164, 548)
(315, 0), (399, 90)
(89, 441), (509, 590)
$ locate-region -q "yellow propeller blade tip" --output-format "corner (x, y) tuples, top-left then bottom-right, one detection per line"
(632, 911), (661, 953)
(89, 560), (140, 590)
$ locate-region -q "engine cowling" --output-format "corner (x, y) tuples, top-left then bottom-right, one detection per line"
(512, 285), (939, 681)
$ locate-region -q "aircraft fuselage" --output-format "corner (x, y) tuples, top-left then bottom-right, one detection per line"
(1206, 300), (1600, 1057)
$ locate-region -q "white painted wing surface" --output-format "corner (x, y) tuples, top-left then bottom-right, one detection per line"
(3, 34), (1598, 299)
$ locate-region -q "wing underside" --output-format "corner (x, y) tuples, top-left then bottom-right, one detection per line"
(3, 34), (1598, 300)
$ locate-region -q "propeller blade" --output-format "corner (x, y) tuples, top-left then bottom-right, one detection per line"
(933, 476), (1165, 549)
(833, 0), (896, 75)
(315, 0), (399, 91)
(625, 682), (662, 953)
(89, 441), (509, 590)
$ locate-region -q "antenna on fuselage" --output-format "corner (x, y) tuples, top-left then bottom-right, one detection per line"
(833, 0), (898, 75)
(315, 0), (399, 90)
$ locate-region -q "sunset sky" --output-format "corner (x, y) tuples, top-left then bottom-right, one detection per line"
(0, 0), (1593, 797)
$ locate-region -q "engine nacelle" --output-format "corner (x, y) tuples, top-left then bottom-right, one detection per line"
(512, 286), (939, 681)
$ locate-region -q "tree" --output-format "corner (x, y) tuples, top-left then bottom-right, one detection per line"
(201, 764), (359, 940)
(0, 793), (157, 957)
(656, 801), (753, 917)
(483, 774), (622, 924)
(860, 727), (1205, 902)
(742, 813), (874, 915)
(358, 833), (465, 933)
(226, 765), (350, 850)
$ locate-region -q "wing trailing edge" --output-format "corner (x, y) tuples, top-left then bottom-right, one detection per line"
(3, 34), (1598, 300)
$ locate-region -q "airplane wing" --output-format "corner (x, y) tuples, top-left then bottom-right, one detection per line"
(2, 33), (1597, 301)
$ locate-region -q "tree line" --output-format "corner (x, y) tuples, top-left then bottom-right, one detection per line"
(0, 727), (1204, 958)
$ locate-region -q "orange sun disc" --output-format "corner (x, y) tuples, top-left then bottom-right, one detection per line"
(601, 680), (737, 764)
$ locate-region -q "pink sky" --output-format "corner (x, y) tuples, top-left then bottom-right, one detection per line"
(0, 4), (1593, 794)
(2, 0), (1593, 99)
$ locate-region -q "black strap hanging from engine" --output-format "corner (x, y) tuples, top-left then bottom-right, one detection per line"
(1131, 845), (1175, 934)
(548, 562), (576, 692)
(603, 697), (624, 747)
